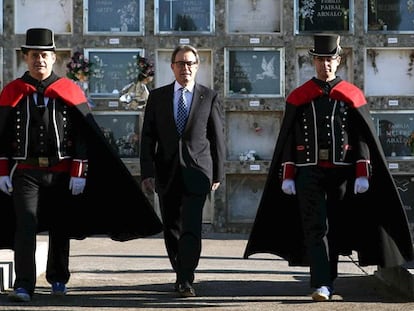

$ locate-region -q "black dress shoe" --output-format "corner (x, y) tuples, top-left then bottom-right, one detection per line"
(177, 281), (196, 297)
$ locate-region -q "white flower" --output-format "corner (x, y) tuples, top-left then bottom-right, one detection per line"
(126, 59), (140, 82)
(118, 1), (138, 28)
(408, 0), (414, 13)
(92, 55), (105, 79)
(300, 0), (316, 24)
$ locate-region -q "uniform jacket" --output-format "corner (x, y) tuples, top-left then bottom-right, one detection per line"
(0, 73), (162, 249)
(281, 78), (369, 167)
(0, 72), (87, 171)
(244, 78), (414, 268)
(140, 82), (225, 194)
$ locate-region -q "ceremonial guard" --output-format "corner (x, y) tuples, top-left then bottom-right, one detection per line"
(0, 28), (162, 302)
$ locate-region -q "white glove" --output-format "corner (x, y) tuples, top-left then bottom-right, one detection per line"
(281, 179), (296, 195)
(69, 177), (86, 195)
(0, 176), (12, 195)
(354, 177), (369, 194)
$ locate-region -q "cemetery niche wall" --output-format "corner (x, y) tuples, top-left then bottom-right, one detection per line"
(3, 0), (414, 232)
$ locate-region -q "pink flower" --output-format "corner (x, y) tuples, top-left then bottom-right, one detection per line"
(66, 51), (94, 81)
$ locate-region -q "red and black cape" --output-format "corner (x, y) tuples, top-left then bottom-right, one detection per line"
(244, 79), (414, 268)
(0, 74), (162, 248)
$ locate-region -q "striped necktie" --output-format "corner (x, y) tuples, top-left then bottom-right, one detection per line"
(176, 88), (187, 135)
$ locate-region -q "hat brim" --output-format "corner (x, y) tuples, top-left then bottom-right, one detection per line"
(308, 48), (340, 57)
(21, 45), (56, 52)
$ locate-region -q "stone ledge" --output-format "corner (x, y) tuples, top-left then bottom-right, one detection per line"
(0, 239), (48, 291)
(0, 262), (13, 291)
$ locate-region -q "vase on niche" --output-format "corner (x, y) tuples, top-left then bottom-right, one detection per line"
(75, 80), (89, 96)
(121, 23), (128, 32)
(74, 72), (89, 96)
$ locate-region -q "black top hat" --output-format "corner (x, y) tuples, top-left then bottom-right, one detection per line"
(308, 34), (341, 57)
(21, 28), (56, 52)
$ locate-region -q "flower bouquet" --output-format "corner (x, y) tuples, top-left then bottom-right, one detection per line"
(66, 51), (93, 82)
(126, 54), (155, 83)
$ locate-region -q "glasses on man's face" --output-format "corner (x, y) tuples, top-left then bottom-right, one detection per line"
(173, 61), (198, 68)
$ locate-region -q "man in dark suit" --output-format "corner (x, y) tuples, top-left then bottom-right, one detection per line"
(140, 45), (225, 297)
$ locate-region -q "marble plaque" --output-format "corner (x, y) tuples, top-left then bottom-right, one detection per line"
(155, 0), (214, 34)
(226, 174), (266, 223)
(84, 0), (144, 35)
(367, 0), (414, 33)
(15, 0), (73, 34)
(371, 110), (414, 159)
(296, 0), (353, 33)
(92, 111), (141, 158)
(365, 48), (414, 96)
(227, 0), (281, 33)
(225, 48), (284, 98)
(226, 111), (282, 161)
(84, 48), (144, 97)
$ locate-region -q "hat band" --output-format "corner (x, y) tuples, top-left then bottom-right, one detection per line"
(21, 44), (55, 50)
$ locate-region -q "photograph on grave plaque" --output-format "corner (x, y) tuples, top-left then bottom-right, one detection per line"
(84, 48), (144, 98)
(84, 0), (144, 35)
(226, 0), (281, 33)
(295, 0), (353, 33)
(366, 0), (414, 33)
(225, 48), (284, 98)
(14, 0), (73, 34)
(393, 175), (414, 237)
(92, 111), (140, 158)
(365, 48), (414, 96)
(371, 110), (414, 159)
(15, 49), (71, 80)
(296, 47), (352, 85)
(155, 0), (214, 34)
(155, 49), (213, 88)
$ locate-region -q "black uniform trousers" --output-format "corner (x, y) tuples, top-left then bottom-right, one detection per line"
(158, 168), (207, 285)
(295, 165), (353, 289)
(12, 168), (71, 295)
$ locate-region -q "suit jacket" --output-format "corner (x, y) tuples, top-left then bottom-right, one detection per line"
(140, 82), (225, 194)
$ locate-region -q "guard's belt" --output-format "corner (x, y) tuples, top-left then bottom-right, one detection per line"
(19, 157), (60, 167)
